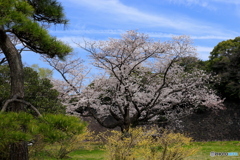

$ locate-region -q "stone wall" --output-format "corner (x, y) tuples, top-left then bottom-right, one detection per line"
(178, 102), (240, 141)
(83, 101), (240, 141)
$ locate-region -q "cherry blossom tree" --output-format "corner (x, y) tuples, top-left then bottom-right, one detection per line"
(41, 53), (90, 114)
(48, 31), (224, 132)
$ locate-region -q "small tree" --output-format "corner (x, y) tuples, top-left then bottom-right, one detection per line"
(50, 31), (224, 132)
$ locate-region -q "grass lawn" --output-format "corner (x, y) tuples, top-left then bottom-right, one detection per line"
(68, 149), (105, 160)
(30, 144), (106, 160)
(30, 141), (240, 159)
(186, 141), (240, 160)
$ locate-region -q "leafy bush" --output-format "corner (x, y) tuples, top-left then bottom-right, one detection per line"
(0, 112), (91, 159)
(30, 114), (92, 159)
(0, 112), (37, 159)
(100, 127), (198, 160)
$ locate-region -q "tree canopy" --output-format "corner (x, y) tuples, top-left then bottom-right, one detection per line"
(47, 31), (224, 132)
(0, 65), (65, 115)
(0, 0), (72, 58)
(31, 64), (53, 79)
(208, 37), (240, 101)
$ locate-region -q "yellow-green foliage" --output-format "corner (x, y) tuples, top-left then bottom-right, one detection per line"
(30, 129), (93, 159)
(29, 114), (93, 159)
(100, 127), (198, 160)
(0, 112), (37, 158)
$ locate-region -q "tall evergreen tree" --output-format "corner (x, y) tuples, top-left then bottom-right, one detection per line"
(0, 0), (72, 159)
(208, 37), (240, 101)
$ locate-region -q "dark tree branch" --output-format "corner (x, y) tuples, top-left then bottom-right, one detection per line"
(1, 97), (42, 117)
(0, 57), (7, 65)
(110, 107), (122, 121)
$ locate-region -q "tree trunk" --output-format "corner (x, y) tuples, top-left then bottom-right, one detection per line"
(0, 28), (24, 111)
(10, 142), (29, 160)
(122, 104), (130, 133)
(0, 27), (28, 159)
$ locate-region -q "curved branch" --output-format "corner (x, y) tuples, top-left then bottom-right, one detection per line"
(1, 99), (42, 117)
(0, 57), (7, 65)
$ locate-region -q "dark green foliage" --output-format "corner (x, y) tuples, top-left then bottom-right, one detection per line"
(0, 65), (65, 114)
(0, 112), (87, 159)
(27, 0), (67, 24)
(0, 0), (72, 59)
(177, 56), (207, 72)
(207, 37), (240, 100)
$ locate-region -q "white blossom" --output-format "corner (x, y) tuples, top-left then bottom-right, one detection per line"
(47, 31), (224, 131)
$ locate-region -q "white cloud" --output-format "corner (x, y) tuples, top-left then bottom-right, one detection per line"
(192, 35), (234, 40)
(196, 46), (213, 60)
(51, 29), (236, 41)
(68, 0), (176, 28)
(50, 29), (125, 36)
(167, 0), (216, 10)
(169, 0), (240, 5)
(146, 32), (234, 40)
(168, 0), (240, 9)
(212, 0), (240, 4)
(197, 46), (213, 53)
(169, 0), (209, 7)
(65, 0), (238, 39)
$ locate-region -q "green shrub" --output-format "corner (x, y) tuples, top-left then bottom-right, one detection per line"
(0, 112), (37, 159)
(100, 127), (198, 160)
(30, 114), (92, 159)
(0, 112), (91, 159)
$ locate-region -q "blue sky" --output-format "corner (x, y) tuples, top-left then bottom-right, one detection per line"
(22, 0), (240, 70)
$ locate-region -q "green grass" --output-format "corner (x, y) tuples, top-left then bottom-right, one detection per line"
(185, 141), (240, 160)
(30, 144), (105, 160)
(68, 141), (240, 160)
(30, 141), (240, 159)
(68, 149), (105, 160)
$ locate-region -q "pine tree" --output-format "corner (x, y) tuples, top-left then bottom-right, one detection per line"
(0, 0), (72, 159)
